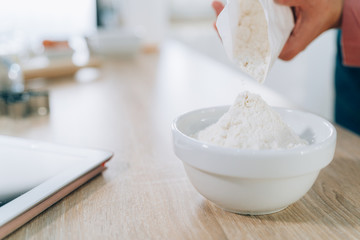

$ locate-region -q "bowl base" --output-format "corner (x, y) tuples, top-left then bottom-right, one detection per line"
(218, 205), (288, 216)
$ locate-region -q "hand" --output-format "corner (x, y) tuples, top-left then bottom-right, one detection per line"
(212, 1), (225, 36)
(275, 0), (344, 60)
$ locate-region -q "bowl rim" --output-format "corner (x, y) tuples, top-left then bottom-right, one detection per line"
(172, 106), (337, 178)
(172, 106), (336, 155)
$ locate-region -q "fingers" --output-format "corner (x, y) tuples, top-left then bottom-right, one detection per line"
(212, 1), (224, 17)
(212, 0), (224, 40)
(213, 22), (218, 32)
(274, 0), (302, 6)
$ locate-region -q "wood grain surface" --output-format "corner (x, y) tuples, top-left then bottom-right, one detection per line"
(1, 41), (359, 240)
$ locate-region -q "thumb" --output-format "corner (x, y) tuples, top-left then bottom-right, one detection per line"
(212, 1), (224, 17)
(279, 12), (319, 60)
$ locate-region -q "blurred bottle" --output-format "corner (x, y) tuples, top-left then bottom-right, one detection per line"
(0, 57), (28, 118)
(96, 0), (124, 28)
(0, 57), (24, 93)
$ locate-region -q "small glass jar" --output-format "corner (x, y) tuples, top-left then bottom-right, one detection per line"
(0, 57), (24, 93)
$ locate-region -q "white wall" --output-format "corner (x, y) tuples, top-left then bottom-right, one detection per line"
(0, 0), (96, 38)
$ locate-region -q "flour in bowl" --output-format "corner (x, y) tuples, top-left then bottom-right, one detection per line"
(197, 92), (308, 150)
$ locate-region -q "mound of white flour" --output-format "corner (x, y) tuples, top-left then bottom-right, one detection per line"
(197, 92), (308, 150)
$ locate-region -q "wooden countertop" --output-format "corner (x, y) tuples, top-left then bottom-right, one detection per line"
(2, 40), (360, 239)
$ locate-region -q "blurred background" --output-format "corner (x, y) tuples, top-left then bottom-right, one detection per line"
(0, 0), (336, 120)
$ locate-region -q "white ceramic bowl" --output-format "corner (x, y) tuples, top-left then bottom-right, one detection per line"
(172, 106), (336, 215)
